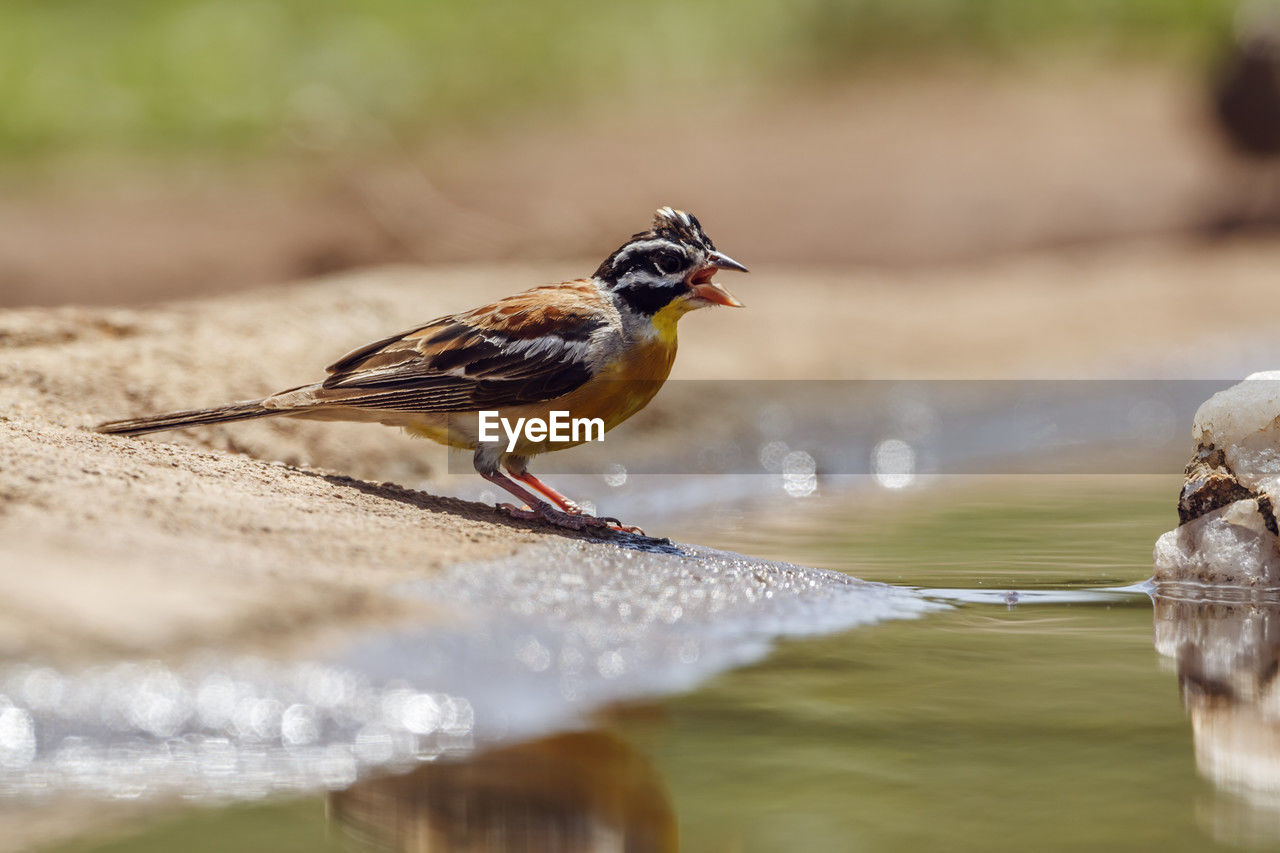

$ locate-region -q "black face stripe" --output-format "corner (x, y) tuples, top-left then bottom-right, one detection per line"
(613, 281), (683, 316)
(650, 247), (688, 275)
(609, 250), (659, 281)
(596, 240), (684, 283)
(594, 209), (718, 284)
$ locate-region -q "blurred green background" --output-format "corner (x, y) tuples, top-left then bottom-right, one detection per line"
(0, 0), (1239, 164)
(0, 1), (1271, 309)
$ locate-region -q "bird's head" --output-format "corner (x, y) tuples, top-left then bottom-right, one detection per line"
(594, 207), (748, 318)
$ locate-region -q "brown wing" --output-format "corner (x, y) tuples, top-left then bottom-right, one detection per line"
(313, 281), (612, 413)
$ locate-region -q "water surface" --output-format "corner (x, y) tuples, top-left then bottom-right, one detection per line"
(54, 475), (1272, 852)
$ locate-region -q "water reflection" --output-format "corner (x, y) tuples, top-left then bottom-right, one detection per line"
(1154, 592), (1280, 848)
(329, 730), (675, 852)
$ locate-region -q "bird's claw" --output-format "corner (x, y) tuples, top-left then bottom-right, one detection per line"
(590, 514), (646, 536)
(496, 503), (644, 536)
(606, 520), (646, 535)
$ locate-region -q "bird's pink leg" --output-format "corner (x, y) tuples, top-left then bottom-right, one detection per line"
(496, 467), (644, 536)
(479, 470), (641, 535)
(505, 468), (586, 514)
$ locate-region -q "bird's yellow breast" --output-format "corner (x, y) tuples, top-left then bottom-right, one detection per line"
(549, 329), (678, 436)
(401, 327), (678, 456)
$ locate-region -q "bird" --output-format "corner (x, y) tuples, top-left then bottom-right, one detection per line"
(96, 207), (748, 535)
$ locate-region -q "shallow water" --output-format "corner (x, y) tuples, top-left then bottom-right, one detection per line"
(48, 474), (1280, 852)
(2, 544), (934, 810)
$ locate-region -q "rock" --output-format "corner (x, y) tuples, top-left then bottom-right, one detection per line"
(1194, 371), (1280, 496)
(1155, 501), (1280, 587)
(1156, 372), (1280, 588)
(1178, 445), (1256, 526)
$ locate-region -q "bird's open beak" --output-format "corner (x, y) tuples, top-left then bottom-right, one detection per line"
(688, 250), (749, 308)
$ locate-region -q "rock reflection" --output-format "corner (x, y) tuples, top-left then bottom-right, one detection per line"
(1154, 593), (1280, 847)
(329, 730), (676, 852)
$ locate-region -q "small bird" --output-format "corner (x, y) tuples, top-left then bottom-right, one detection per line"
(97, 207), (748, 534)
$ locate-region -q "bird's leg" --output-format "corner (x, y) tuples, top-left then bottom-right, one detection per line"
(478, 469), (639, 534)
(504, 465), (586, 514)
(477, 468), (547, 514)
(503, 459), (644, 535)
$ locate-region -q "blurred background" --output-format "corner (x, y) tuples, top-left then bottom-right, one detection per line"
(12, 4), (1280, 851)
(2, 0), (1277, 307)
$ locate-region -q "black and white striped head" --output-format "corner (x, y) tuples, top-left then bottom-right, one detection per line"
(594, 207), (748, 317)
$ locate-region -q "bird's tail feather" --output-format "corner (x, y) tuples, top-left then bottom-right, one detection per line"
(95, 399), (279, 436)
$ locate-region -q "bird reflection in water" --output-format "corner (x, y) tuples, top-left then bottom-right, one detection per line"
(1154, 592), (1280, 847)
(328, 730), (676, 852)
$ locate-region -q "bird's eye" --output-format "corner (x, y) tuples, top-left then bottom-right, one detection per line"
(652, 250), (684, 276)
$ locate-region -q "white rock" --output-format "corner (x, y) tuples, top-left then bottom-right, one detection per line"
(1154, 501), (1280, 589)
(1157, 373), (1280, 588)
(1194, 371), (1280, 495)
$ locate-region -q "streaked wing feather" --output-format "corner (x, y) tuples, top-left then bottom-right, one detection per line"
(315, 282), (608, 413)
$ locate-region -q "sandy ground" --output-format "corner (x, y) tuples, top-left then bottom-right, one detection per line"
(5, 236), (1280, 668)
(0, 268), (560, 664)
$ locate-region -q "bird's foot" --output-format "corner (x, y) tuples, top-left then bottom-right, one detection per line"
(496, 502), (644, 536)
(606, 520), (646, 536)
(553, 500), (644, 534)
